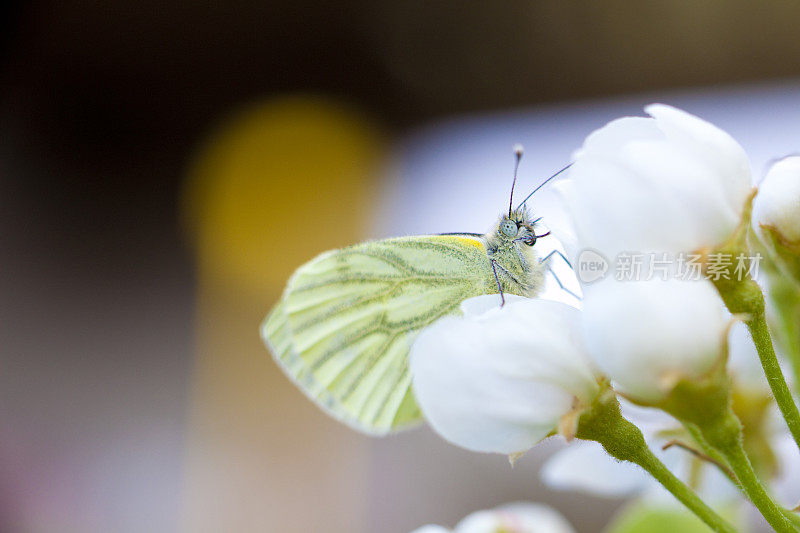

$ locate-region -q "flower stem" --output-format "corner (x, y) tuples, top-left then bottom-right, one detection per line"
(701, 411), (796, 533)
(713, 274), (800, 453)
(765, 271), (800, 396)
(746, 311), (800, 452)
(726, 447), (798, 532)
(686, 422), (800, 525)
(576, 390), (737, 533)
(631, 445), (737, 533)
(660, 369), (797, 530)
(684, 424), (738, 485)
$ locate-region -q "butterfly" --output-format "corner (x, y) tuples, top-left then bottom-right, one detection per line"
(261, 146), (571, 434)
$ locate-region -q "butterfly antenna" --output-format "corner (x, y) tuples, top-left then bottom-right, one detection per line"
(516, 162), (573, 210)
(509, 143), (524, 217)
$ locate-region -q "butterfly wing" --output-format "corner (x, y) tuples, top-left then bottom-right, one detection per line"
(261, 235), (495, 434)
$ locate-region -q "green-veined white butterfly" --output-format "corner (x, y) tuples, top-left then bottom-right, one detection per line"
(261, 146), (570, 434)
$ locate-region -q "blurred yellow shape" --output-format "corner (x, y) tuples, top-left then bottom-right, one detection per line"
(181, 96), (385, 533)
(184, 95), (384, 295)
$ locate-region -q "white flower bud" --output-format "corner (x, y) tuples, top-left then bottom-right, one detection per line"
(411, 503), (575, 533)
(581, 279), (729, 404)
(410, 295), (599, 455)
(753, 156), (800, 284)
(754, 156), (800, 244)
(565, 104), (752, 258)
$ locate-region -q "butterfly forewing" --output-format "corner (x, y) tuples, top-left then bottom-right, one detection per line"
(262, 235), (495, 434)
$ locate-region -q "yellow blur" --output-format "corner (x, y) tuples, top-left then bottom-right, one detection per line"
(181, 96), (385, 533)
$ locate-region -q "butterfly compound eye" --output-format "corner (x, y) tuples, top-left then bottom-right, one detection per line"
(501, 219), (517, 237)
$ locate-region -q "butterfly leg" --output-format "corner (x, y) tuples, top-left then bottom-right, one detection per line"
(539, 249), (573, 270)
(490, 259), (506, 306)
(539, 249), (580, 299)
(545, 263), (581, 300)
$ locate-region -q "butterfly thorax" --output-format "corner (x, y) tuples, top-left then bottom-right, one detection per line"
(483, 208), (545, 298)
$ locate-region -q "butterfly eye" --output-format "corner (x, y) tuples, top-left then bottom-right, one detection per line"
(501, 220), (517, 237)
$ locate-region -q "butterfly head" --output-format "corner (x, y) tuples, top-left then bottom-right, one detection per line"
(498, 208), (545, 247)
(500, 144), (549, 248)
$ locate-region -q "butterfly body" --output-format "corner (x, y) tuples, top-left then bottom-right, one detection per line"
(485, 208), (546, 298)
(262, 207), (546, 435)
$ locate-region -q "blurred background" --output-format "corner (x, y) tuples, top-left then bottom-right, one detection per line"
(2, 2), (800, 532)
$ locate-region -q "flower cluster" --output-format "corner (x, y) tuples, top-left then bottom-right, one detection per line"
(409, 105), (800, 532)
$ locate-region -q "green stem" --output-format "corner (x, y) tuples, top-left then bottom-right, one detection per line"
(684, 424), (738, 485)
(746, 311), (800, 453)
(766, 271), (800, 396)
(725, 444), (797, 533)
(633, 446), (738, 533)
(577, 391), (737, 533)
(687, 422), (800, 527)
(702, 411), (796, 533)
(713, 274), (800, 453)
(664, 373), (798, 530)
(781, 307), (800, 398)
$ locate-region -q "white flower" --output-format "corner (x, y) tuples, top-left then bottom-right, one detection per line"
(752, 156), (800, 284)
(563, 104), (752, 259)
(410, 502), (575, 533)
(753, 156), (800, 244)
(410, 295), (599, 455)
(581, 278), (729, 404)
(543, 323), (782, 504)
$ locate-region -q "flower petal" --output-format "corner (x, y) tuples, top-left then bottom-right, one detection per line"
(753, 155), (800, 243)
(581, 279), (728, 403)
(456, 503), (575, 533)
(410, 526), (451, 533)
(574, 116), (663, 161)
(541, 440), (650, 497)
(618, 139), (740, 250)
(567, 104), (751, 259)
(410, 296), (598, 454)
(645, 103), (752, 215)
(567, 155), (690, 257)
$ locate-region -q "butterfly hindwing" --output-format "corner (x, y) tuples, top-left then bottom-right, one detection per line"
(261, 235), (495, 434)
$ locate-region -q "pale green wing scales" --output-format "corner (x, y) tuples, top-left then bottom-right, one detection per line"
(261, 235), (496, 434)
